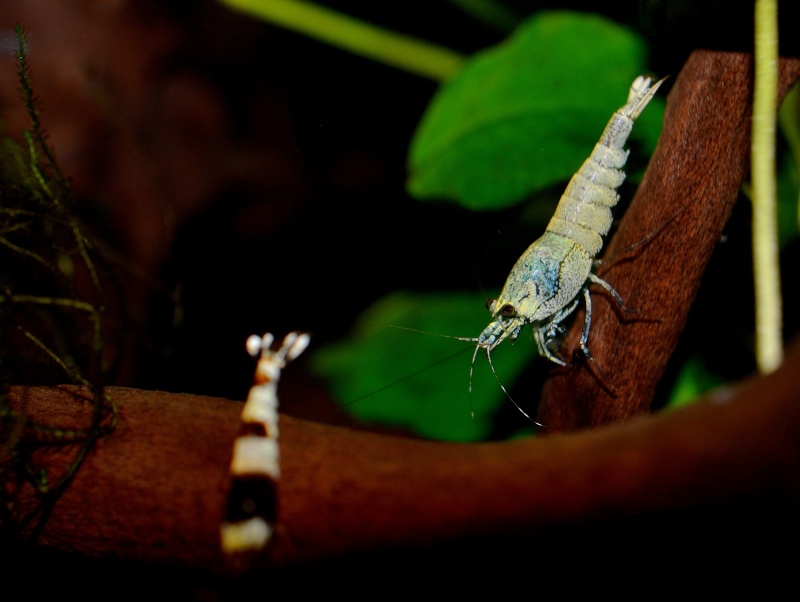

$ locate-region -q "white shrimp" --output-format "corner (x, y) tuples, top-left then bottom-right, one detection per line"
(472, 75), (665, 403)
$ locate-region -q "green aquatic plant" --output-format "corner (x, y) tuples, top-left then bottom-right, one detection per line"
(0, 24), (117, 541)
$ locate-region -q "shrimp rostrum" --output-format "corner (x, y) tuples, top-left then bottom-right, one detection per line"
(476, 75), (665, 389)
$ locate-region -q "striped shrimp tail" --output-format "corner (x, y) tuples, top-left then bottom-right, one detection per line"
(624, 75), (667, 120)
(220, 331), (310, 572)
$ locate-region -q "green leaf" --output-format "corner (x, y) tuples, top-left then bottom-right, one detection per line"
(308, 291), (539, 441)
(407, 10), (664, 210)
(663, 354), (728, 409)
(776, 144), (800, 246)
(778, 81), (800, 245)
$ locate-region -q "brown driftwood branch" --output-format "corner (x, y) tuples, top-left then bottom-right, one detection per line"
(4, 50), (800, 590)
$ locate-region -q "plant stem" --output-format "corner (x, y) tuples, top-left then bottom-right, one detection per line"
(219, 0), (465, 81)
(751, 0), (783, 373)
(446, 0), (520, 32)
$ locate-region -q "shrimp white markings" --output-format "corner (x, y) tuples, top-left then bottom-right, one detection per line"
(474, 75), (666, 404)
(220, 331), (310, 568)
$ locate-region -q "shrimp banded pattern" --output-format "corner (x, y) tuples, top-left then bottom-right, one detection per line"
(474, 75), (666, 394)
(220, 331), (310, 566)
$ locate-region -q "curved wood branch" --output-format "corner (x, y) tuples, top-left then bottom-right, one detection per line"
(539, 50), (800, 430)
(4, 50), (800, 591)
(6, 339), (800, 585)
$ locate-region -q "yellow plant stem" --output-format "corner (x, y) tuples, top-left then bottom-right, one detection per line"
(751, 0), (783, 373)
(220, 0), (465, 81)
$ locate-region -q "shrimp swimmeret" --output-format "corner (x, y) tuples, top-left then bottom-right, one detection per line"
(472, 75), (666, 402)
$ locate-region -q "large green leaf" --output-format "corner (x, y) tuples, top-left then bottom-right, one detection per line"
(309, 291), (540, 441)
(407, 10), (664, 210)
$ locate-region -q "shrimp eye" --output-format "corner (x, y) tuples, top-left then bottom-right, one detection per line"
(499, 303), (516, 317)
(485, 298), (496, 311)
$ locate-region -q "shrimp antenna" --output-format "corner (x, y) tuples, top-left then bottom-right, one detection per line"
(484, 348), (545, 428)
(393, 324), (544, 429)
(388, 324), (478, 343)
